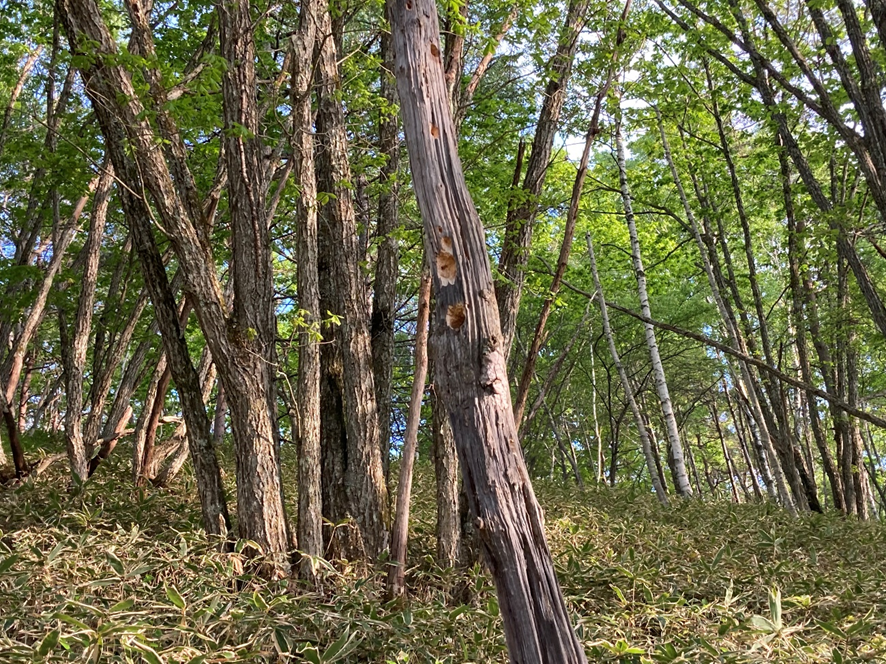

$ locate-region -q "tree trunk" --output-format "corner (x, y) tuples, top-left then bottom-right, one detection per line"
(63, 166), (113, 479)
(389, 1), (587, 659)
(314, 5), (390, 558)
(614, 116), (693, 497)
(59, 0), (289, 557)
(431, 360), (461, 567)
(372, 30), (402, 479)
(387, 270), (431, 599)
(658, 113), (790, 509)
(494, 0), (590, 358)
(512, 0), (630, 429)
(588, 234), (671, 504)
(290, 0), (323, 576)
(2, 181), (96, 404)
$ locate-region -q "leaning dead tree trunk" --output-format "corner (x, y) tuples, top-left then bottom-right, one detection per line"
(386, 270), (431, 599)
(388, 1), (587, 660)
(614, 115), (693, 497)
(586, 233), (669, 507)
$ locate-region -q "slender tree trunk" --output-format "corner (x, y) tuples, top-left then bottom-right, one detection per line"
(133, 356), (166, 484)
(512, 119), (595, 429)
(658, 114), (792, 509)
(710, 401), (741, 503)
(780, 147), (844, 510)
(290, 0), (323, 576)
(521, 306), (589, 437)
(387, 271), (431, 599)
(59, 0), (289, 557)
(724, 383), (763, 501)
(372, 30), (402, 479)
(494, 0), (590, 358)
(212, 384), (227, 447)
(615, 116), (692, 497)
(2, 182), (97, 404)
(62, 166), (113, 479)
(0, 385), (27, 477)
(0, 46), (41, 161)
(389, 2), (587, 658)
(218, 0), (289, 554)
(587, 233), (669, 506)
(708, 86), (817, 512)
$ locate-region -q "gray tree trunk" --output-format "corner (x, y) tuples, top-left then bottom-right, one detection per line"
(614, 116), (693, 498)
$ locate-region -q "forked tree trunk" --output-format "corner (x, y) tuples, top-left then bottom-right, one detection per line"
(59, 0), (288, 557)
(386, 271), (431, 599)
(63, 166), (113, 479)
(614, 117), (692, 498)
(388, 2), (587, 660)
(586, 233), (669, 506)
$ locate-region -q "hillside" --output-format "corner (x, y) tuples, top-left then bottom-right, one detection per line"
(1, 448), (883, 663)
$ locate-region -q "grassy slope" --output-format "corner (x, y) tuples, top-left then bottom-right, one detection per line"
(0, 447), (884, 663)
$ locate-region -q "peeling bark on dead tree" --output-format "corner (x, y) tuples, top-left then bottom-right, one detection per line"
(388, 1), (586, 659)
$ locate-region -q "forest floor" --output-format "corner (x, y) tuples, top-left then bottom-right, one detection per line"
(0, 441), (884, 663)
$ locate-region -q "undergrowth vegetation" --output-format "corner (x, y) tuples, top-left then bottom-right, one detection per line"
(1, 445), (884, 663)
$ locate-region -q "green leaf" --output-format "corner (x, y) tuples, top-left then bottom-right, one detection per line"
(322, 627), (361, 663)
(110, 598), (135, 612)
(0, 553), (19, 574)
(747, 615), (776, 633)
(768, 586), (782, 629)
(166, 585), (186, 610)
(37, 628), (60, 657)
(273, 627), (291, 655)
(106, 552), (124, 575)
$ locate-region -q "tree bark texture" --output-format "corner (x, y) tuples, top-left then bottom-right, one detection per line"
(615, 118), (693, 498)
(290, 0), (323, 574)
(431, 366), (461, 567)
(314, 4), (390, 558)
(63, 166), (113, 480)
(389, 1), (587, 659)
(57, 0), (285, 552)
